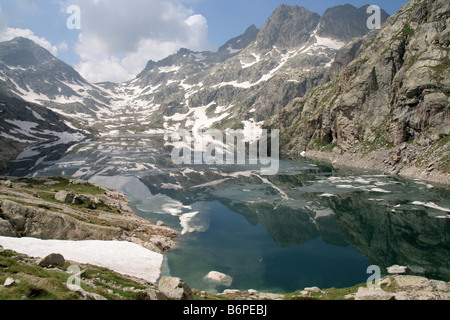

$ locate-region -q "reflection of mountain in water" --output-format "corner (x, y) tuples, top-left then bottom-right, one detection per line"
(140, 165), (450, 282)
(140, 166), (350, 249)
(225, 201), (349, 248)
(324, 192), (450, 281)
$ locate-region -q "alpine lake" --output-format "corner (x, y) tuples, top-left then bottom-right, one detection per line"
(3, 134), (449, 294)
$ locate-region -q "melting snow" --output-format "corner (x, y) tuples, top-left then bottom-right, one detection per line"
(315, 35), (346, 50)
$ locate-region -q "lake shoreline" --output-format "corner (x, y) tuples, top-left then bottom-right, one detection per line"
(303, 150), (450, 187)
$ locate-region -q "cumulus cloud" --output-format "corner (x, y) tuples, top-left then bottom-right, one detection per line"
(0, 5), (59, 56)
(67, 0), (213, 83)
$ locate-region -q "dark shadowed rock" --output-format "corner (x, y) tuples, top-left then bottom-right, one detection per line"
(37, 253), (65, 268)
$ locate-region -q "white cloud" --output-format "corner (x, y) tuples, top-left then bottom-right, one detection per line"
(0, 4), (60, 57)
(67, 0), (213, 83)
(58, 41), (69, 52)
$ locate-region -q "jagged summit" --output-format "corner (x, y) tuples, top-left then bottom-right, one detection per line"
(0, 37), (53, 67)
(256, 5), (321, 50)
(137, 24), (259, 79)
(316, 4), (390, 41)
(219, 24), (259, 53)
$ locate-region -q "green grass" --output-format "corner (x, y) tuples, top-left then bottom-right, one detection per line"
(0, 248), (154, 300)
(402, 24), (415, 37)
(392, 23), (416, 41)
(14, 177), (119, 214)
(19, 177), (104, 196)
(38, 191), (119, 214)
(0, 250), (81, 300)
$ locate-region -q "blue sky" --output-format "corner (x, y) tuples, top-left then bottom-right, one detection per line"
(0, 0), (410, 83)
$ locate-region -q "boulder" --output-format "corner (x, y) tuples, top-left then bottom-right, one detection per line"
(158, 277), (195, 300)
(55, 190), (76, 204)
(387, 265), (408, 274)
(69, 179), (89, 185)
(37, 253), (66, 268)
(156, 221), (166, 227)
(203, 271), (233, 287)
(132, 289), (167, 301)
(304, 286), (322, 293)
(72, 194), (88, 205)
(0, 219), (16, 237)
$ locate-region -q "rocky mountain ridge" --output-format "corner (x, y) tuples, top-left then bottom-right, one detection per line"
(268, 0), (449, 184)
(0, 4), (388, 138)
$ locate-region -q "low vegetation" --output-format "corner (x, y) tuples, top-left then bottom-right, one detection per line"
(0, 248), (158, 300)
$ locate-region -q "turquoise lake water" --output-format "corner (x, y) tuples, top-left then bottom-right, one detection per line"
(4, 135), (449, 293)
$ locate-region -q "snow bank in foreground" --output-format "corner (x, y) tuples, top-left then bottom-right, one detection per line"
(0, 237), (163, 283)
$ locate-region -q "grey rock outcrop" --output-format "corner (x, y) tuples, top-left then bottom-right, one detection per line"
(54, 190), (76, 204)
(0, 219), (16, 237)
(158, 277), (195, 300)
(354, 276), (450, 300)
(0, 199), (122, 240)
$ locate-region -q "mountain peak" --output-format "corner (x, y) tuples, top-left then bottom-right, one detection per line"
(256, 5), (321, 50)
(0, 37), (56, 69)
(218, 24), (259, 53)
(316, 4), (390, 41)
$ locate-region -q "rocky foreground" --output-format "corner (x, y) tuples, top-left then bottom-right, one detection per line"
(1, 243), (449, 300)
(0, 176), (178, 254)
(0, 176), (448, 301)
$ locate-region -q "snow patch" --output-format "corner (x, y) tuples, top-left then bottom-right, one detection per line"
(411, 201), (450, 213)
(315, 35), (346, 50)
(159, 65), (181, 73)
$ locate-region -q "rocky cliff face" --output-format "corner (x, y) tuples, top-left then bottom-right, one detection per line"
(269, 0), (449, 182)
